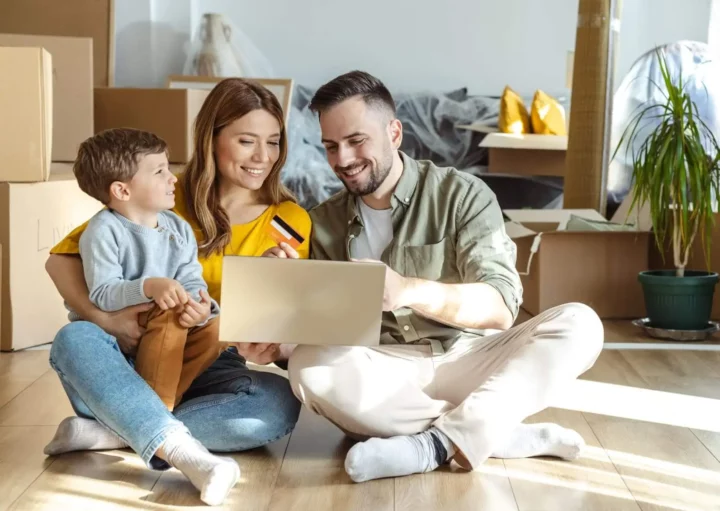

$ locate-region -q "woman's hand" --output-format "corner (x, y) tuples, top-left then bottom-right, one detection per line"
(262, 242), (299, 259)
(96, 302), (155, 356)
(231, 342), (282, 365)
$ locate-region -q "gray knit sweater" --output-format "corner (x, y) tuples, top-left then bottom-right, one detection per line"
(71, 209), (219, 323)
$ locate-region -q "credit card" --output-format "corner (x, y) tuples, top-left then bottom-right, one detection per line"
(266, 215), (304, 249)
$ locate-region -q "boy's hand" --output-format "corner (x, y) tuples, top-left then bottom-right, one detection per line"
(178, 289), (213, 328)
(144, 278), (189, 310)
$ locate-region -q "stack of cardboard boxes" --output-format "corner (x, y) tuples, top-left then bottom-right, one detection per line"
(0, 1), (212, 351)
(0, 36), (102, 351)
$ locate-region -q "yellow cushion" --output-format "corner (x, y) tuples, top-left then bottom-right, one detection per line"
(498, 86), (530, 134)
(530, 90), (567, 135)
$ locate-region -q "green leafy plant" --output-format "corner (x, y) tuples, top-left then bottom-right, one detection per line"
(613, 48), (720, 277)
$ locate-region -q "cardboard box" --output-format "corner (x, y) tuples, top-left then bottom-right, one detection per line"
(0, 47), (52, 182)
(480, 133), (567, 177)
(0, 34), (93, 162)
(94, 88), (211, 163)
(0, 0), (114, 87)
(505, 209), (650, 319)
(0, 164), (103, 351)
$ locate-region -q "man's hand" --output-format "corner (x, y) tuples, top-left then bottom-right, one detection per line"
(353, 258), (412, 311)
(96, 302), (155, 356)
(231, 342), (282, 365)
(262, 242), (299, 259)
(178, 289), (213, 328)
(144, 278), (189, 310)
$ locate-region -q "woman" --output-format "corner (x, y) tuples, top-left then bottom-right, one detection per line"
(43, 78), (310, 504)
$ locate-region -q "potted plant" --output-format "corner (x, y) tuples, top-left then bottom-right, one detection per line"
(614, 47), (720, 331)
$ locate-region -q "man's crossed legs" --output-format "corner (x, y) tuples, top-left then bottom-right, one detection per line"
(288, 303), (604, 482)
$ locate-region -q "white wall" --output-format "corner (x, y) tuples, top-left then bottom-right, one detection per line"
(616, 0), (712, 86)
(113, 0), (713, 96)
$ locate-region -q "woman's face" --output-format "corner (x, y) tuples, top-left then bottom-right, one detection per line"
(214, 109), (282, 192)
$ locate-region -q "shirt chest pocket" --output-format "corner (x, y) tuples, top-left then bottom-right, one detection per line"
(401, 238), (457, 282)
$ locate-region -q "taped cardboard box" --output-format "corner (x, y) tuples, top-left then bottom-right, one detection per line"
(94, 88), (211, 163)
(0, 165), (103, 351)
(0, 34), (93, 162)
(480, 133), (567, 177)
(0, 47), (52, 182)
(504, 209), (650, 319)
(0, 0), (114, 87)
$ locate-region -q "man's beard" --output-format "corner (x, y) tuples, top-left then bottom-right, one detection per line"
(335, 152), (393, 196)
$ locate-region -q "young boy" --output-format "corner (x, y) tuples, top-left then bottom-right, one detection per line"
(71, 128), (222, 410)
(53, 127), (240, 507)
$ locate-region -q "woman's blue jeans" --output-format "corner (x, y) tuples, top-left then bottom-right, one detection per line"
(48, 321), (301, 469)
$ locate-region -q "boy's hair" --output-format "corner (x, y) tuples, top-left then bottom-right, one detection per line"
(73, 128), (168, 204)
(309, 70), (396, 118)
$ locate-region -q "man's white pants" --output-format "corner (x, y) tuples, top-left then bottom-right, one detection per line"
(288, 303), (604, 469)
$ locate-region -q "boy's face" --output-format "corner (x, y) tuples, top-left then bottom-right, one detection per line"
(123, 152), (176, 212)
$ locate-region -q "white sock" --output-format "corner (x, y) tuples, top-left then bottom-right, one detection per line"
(44, 417), (128, 455)
(345, 427), (455, 483)
(162, 431), (240, 506)
(490, 423), (585, 460)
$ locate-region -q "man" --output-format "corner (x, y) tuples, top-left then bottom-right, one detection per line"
(269, 70), (604, 482)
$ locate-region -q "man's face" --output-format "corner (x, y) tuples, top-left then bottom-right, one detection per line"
(319, 97), (396, 196)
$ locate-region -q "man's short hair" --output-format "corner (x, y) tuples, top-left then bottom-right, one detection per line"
(73, 128), (168, 204)
(309, 70), (396, 118)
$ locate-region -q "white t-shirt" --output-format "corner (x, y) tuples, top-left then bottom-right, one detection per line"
(351, 198), (393, 260)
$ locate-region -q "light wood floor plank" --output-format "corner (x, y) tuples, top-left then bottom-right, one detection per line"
(505, 408), (639, 511)
(9, 450), (163, 511)
(0, 426), (57, 511)
(584, 414), (720, 511)
(266, 408), (394, 511)
(0, 351), (51, 409)
(581, 350), (650, 389)
(691, 430), (720, 463)
(394, 459), (518, 511)
(0, 371), (73, 426)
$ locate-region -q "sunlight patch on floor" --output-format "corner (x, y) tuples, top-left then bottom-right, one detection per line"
(551, 380), (720, 432)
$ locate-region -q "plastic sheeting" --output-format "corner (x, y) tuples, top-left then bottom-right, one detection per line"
(282, 84), (567, 210)
(608, 40), (720, 212)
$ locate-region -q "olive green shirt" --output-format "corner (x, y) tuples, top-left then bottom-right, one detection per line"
(309, 152), (523, 346)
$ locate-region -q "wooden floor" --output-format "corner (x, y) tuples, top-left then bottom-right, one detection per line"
(1, 319), (720, 510)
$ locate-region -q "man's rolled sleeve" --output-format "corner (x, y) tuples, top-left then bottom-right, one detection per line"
(454, 184), (523, 321)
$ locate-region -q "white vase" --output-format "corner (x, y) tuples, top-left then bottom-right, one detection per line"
(189, 13), (244, 77)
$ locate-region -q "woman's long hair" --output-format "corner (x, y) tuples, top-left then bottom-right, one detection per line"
(183, 78), (295, 257)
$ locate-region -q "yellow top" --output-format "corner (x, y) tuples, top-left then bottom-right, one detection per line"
(51, 175), (312, 304)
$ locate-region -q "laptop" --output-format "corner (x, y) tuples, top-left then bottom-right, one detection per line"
(218, 255), (386, 346)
